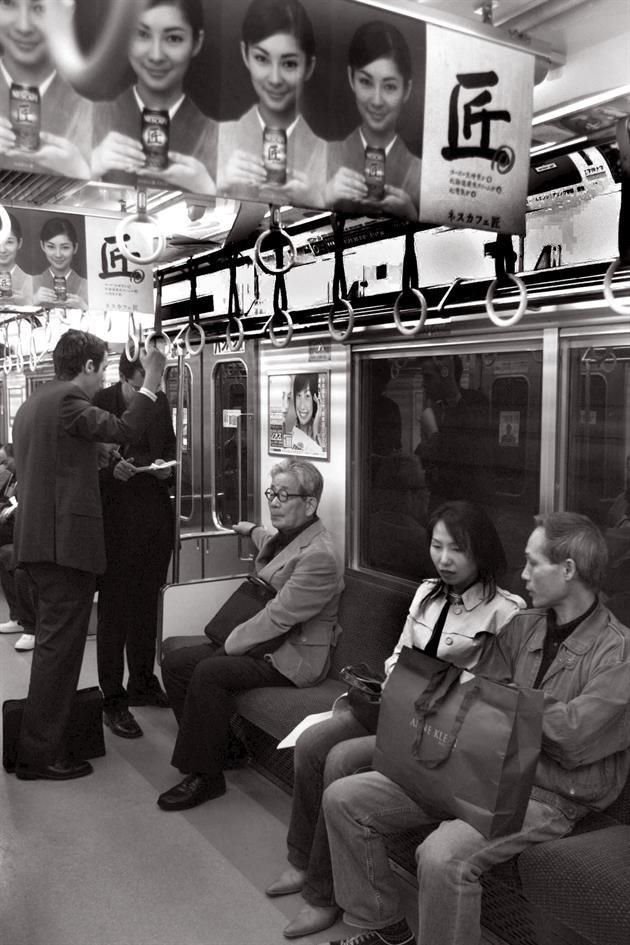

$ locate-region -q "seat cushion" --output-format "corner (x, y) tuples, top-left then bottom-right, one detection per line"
(236, 679), (346, 741)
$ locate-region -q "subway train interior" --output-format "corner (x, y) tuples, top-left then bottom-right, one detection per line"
(0, 0), (629, 943)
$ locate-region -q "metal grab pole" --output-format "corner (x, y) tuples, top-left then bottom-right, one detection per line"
(172, 350), (186, 583)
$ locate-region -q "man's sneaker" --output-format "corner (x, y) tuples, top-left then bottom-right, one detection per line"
(14, 633), (35, 651)
(329, 923), (416, 945)
(0, 619), (22, 634)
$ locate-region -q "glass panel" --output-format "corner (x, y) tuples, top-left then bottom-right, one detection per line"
(566, 345), (630, 620)
(360, 350), (542, 596)
(164, 364), (192, 518)
(214, 360), (248, 528)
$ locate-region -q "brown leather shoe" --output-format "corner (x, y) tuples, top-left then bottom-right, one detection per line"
(283, 904), (340, 939)
(265, 866), (306, 897)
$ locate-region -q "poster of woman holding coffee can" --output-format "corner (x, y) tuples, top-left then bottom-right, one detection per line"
(0, 0), (92, 179)
(325, 20), (423, 220)
(91, 0), (217, 195)
(216, 0), (327, 209)
(33, 217), (89, 311)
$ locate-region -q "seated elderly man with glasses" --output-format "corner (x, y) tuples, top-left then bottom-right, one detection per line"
(157, 458), (344, 811)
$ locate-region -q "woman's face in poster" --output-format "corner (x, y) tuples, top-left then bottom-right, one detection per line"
(295, 382), (315, 428)
(0, 232), (21, 269)
(0, 0), (48, 73)
(348, 56), (411, 139)
(129, 3), (203, 99)
(240, 32), (314, 122)
(40, 232), (77, 274)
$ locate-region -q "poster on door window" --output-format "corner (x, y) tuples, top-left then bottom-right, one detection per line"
(268, 372), (329, 459)
(0, 0), (534, 234)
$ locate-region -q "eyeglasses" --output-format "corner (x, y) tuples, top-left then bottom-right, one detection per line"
(264, 487), (309, 503)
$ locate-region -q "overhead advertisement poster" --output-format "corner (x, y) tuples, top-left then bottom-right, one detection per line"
(0, 207), (153, 314)
(0, 0), (534, 235)
(421, 26), (534, 235)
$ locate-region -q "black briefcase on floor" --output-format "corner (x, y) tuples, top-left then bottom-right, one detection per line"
(2, 686), (106, 773)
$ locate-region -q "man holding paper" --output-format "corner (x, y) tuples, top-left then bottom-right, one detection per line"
(94, 351), (176, 739)
(322, 512), (630, 945)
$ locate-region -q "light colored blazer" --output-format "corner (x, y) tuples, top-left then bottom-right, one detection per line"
(224, 519), (344, 687)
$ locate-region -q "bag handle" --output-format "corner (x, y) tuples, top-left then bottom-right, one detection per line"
(411, 664), (479, 767)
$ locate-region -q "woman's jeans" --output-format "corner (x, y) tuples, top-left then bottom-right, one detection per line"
(287, 710), (376, 907)
(323, 770), (582, 945)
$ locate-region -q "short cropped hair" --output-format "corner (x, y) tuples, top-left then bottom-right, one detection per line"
(118, 351), (145, 381)
(53, 329), (108, 381)
(270, 457), (323, 504)
(534, 511), (608, 591)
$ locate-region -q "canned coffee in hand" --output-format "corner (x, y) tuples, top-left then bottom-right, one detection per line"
(9, 83), (41, 152)
(262, 127), (287, 185)
(0, 272), (12, 299)
(364, 146), (386, 201)
(54, 276), (67, 302)
(141, 108), (170, 171)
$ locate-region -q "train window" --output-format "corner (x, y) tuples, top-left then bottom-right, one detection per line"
(164, 364), (192, 518)
(214, 360), (248, 528)
(359, 350), (542, 595)
(566, 345), (630, 612)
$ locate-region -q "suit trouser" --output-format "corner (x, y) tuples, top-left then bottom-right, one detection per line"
(97, 489), (173, 709)
(162, 643), (291, 777)
(17, 562), (95, 770)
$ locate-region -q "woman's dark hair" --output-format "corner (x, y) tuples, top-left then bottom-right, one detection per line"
(242, 0), (315, 59)
(146, 0), (204, 39)
(348, 20), (412, 84)
(53, 329), (108, 380)
(293, 373), (319, 424)
(422, 500), (507, 605)
(7, 212), (22, 241)
(39, 218), (79, 246)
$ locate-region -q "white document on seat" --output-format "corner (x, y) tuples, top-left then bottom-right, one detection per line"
(277, 711), (334, 749)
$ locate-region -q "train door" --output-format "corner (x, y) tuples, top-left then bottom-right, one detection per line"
(164, 339), (259, 582)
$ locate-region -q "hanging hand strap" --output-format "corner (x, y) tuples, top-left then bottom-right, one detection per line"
(266, 241), (293, 348)
(393, 228), (427, 336)
(328, 213), (354, 342)
(485, 232), (527, 327)
(226, 252), (244, 350)
(183, 260), (204, 356)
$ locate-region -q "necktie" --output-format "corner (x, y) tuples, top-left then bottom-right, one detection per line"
(424, 597), (451, 658)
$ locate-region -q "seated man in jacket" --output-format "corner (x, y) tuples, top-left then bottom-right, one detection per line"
(321, 511), (630, 945)
(158, 458), (344, 811)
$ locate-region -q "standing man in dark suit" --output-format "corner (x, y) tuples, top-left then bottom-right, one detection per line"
(12, 329), (166, 782)
(94, 352), (176, 740)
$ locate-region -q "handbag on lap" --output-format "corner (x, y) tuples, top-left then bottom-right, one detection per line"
(373, 646), (543, 838)
(339, 662), (385, 734)
(203, 574), (289, 658)
(2, 686), (106, 773)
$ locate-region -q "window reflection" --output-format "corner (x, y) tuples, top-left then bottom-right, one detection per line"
(214, 361), (248, 528)
(164, 365), (192, 518)
(567, 345), (630, 623)
(360, 351), (542, 596)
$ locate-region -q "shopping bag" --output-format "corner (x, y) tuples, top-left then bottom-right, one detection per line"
(373, 646), (543, 838)
(2, 686), (106, 773)
(339, 663), (385, 734)
(204, 574), (288, 658)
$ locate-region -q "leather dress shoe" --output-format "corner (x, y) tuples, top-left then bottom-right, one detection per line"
(16, 758), (94, 781)
(265, 867), (306, 897)
(103, 708), (143, 739)
(157, 773), (226, 811)
(283, 904), (341, 939)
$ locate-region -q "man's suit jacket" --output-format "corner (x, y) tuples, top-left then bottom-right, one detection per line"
(13, 379), (155, 575)
(224, 519), (344, 687)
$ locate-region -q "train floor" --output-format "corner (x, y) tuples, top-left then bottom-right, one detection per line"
(0, 593), (505, 945)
